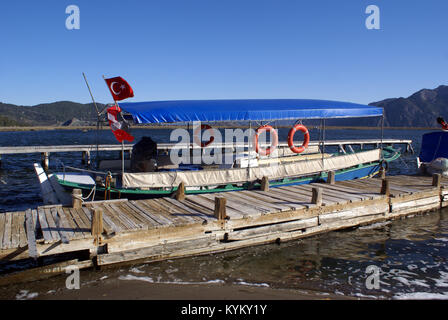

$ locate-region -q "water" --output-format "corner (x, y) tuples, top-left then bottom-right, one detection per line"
(0, 127), (447, 299)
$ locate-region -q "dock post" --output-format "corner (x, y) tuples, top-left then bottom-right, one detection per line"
(91, 208), (103, 245)
(311, 187), (322, 206)
(261, 176), (269, 191)
(381, 179), (390, 197)
(41, 152), (49, 170)
(174, 182), (185, 201)
(327, 171), (335, 185)
(72, 189), (83, 209)
(214, 197), (227, 221)
(432, 173), (441, 189)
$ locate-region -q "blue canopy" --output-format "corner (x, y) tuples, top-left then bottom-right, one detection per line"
(419, 131), (448, 163)
(119, 99), (383, 124)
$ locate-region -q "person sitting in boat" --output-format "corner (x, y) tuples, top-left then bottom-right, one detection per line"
(130, 136), (179, 172)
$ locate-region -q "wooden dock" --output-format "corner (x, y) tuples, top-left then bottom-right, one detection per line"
(0, 172), (445, 283)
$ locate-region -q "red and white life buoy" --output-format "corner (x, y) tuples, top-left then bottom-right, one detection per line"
(288, 124), (310, 154)
(254, 125), (278, 156)
(193, 124), (216, 147)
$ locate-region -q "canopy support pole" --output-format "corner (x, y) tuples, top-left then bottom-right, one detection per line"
(82, 72), (100, 169)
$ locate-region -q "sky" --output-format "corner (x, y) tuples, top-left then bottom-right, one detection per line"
(0, 0), (447, 106)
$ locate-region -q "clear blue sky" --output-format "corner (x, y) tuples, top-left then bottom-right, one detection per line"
(0, 0), (447, 106)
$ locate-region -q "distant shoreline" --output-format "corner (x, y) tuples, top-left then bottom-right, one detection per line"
(0, 125), (440, 132)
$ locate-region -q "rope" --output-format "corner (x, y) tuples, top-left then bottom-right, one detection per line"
(72, 185), (96, 203)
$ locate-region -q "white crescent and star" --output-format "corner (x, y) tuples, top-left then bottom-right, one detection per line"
(110, 82), (121, 95)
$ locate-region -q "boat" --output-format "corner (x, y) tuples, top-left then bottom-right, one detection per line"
(53, 99), (400, 200)
(417, 117), (448, 176)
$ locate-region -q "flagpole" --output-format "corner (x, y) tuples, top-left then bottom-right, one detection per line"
(103, 75), (126, 180)
(82, 72), (100, 168)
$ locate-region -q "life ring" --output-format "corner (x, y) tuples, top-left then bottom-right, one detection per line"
(288, 124), (310, 154)
(193, 124), (215, 147)
(254, 125), (278, 156)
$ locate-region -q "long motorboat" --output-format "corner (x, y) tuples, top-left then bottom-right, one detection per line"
(53, 99), (400, 199)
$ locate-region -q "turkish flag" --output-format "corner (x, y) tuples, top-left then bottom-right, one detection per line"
(107, 105), (135, 143)
(104, 76), (134, 101)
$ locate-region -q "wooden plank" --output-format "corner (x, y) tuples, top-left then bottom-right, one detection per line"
(64, 207), (87, 238)
(0, 213), (5, 249)
(245, 189), (305, 211)
(338, 180), (391, 196)
(391, 196), (441, 212)
(300, 185), (355, 204)
(207, 191), (265, 219)
(128, 201), (173, 226)
(361, 178), (421, 194)
(2, 212), (14, 249)
(108, 203), (143, 230)
(51, 207), (69, 243)
(389, 175), (431, 188)
(60, 207), (85, 239)
(83, 206), (118, 235)
(318, 183), (381, 199)
(255, 188), (310, 209)
(309, 183), (366, 202)
(351, 178), (404, 194)
(283, 185), (338, 205)
(87, 206), (125, 233)
(31, 209), (40, 240)
(267, 188), (316, 208)
(116, 202), (155, 228)
(70, 208), (92, 237)
(183, 197), (218, 218)
(238, 190), (294, 212)
(44, 208), (60, 241)
(276, 186), (323, 204)
(10, 212), (21, 248)
(140, 199), (191, 226)
(102, 203), (134, 230)
(199, 193), (256, 217)
(152, 198), (199, 224)
(162, 197), (212, 222)
(117, 202), (156, 227)
(227, 217), (319, 241)
(189, 195), (244, 219)
(37, 208), (53, 243)
(128, 202), (174, 227)
(25, 209), (38, 259)
(18, 212), (27, 248)
(130, 200), (175, 227)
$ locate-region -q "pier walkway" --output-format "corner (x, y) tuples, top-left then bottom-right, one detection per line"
(0, 139), (414, 169)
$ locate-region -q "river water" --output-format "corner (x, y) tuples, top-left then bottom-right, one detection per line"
(0, 127), (447, 299)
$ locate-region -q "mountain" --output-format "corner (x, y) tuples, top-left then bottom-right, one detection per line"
(369, 85), (448, 128)
(0, 101), (104, 126)
(0, 86), (447, 127)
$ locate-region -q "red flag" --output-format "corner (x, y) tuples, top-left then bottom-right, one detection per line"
(107, 104), (134, 143)
(104, 76), (134, 101)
